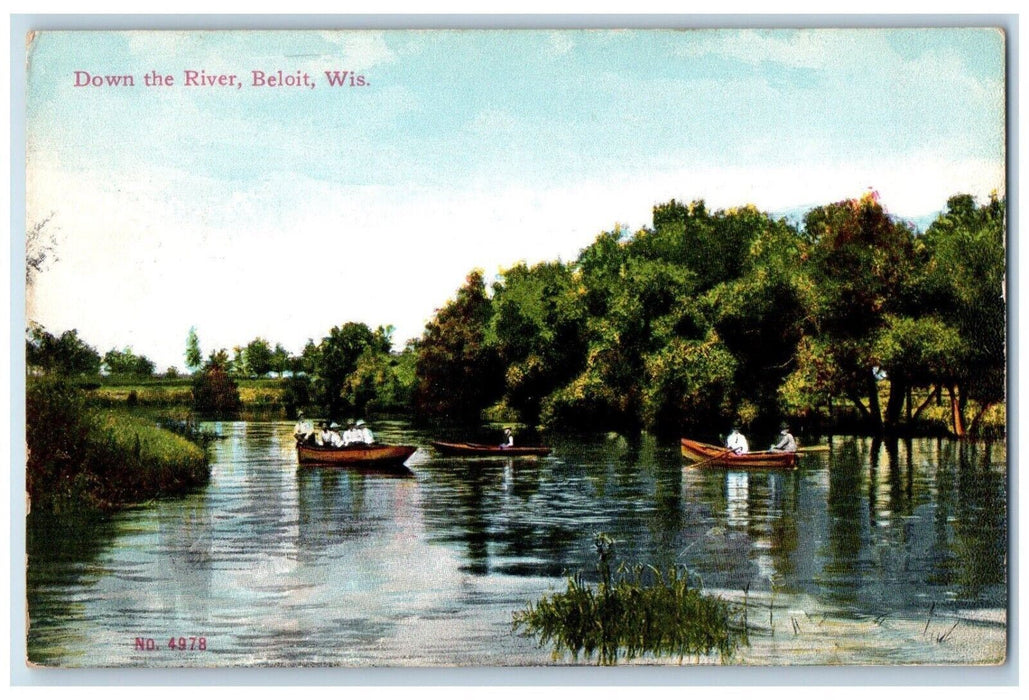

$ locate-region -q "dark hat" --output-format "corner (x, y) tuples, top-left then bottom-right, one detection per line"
(779, 422), (790, 431)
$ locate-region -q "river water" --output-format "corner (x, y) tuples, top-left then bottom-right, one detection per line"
(26, 420), (1007, 667)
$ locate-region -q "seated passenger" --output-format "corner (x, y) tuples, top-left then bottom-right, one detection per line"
(499, 427), (514, 449)
(293, 411), (314, 443)
(770, 423), (797, 453)
(726, 425), (748, 454)
(342, 419), (358, 446)
(355, 419), (374, 445)
(328, 422), (345, 448)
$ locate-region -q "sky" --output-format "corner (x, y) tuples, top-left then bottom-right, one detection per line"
(24, 28), (1006, 372)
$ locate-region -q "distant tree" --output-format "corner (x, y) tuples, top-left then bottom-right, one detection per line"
(206, 348), (231, 371)
(415, 270), (504, 422)
(26, 325), (101, 377)
(230, 346), (246, 377)
(164, 366), (180, 379)
(185, 327), (202, 373)
(244, 337), (274, 377)
(102, 347), (156, 377)
(291, 339), (319, 375)
(271, 343), (291, 377)
(314, 322), (377, 417)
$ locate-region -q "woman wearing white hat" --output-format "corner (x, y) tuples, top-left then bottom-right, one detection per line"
(355, 419), (375, 445)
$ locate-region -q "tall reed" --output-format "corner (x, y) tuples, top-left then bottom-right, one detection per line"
(513, 534), (748, 665)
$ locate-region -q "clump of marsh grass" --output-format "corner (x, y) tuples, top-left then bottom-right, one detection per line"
(512, 533), (748, 665)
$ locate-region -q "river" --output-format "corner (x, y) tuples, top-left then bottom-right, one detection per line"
(26, 420), (1007, 667)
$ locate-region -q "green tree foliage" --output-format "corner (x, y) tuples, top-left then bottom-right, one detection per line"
(919, 193), (1006, 435)
(271, 343), (291, 377)
(102, 347), (156, 377)
(415, 270), (504, 422)
(487, 262), (588, 424)
(243, 337), (274, 378)
(185, 326), (202, 373)
(312, 322), (381, 417)
(342, 343), (416, 414)
(26, 325), (101, 377)
(546, 205), (797, 434)
(800, 194), (919, 434)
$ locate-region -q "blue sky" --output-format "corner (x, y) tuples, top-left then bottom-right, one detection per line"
(25, 29), (1006, 370)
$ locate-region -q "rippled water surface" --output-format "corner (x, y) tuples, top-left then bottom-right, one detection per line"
(27, 421), (1007, 666)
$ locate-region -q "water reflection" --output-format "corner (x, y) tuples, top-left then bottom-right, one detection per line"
(26, 424), (1007, 666)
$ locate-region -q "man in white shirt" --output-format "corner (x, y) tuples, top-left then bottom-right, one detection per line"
(293, 411), (314, 443)
(726, 426), (748, 454)
(327, 422), (345, 447)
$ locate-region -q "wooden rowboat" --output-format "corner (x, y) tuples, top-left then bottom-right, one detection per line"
(680, 438), (797, 469)
(296, 441), (417, 467)
(431, 440), (551, 457)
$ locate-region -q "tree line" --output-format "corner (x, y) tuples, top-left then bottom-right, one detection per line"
(413, 193), (1005, 438)
(27, 192), (1004, 438)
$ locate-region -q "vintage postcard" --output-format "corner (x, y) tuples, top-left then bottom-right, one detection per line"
(21, 27), (1007, 670)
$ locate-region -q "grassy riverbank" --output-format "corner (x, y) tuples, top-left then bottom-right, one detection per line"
(27, 378), (209, 513)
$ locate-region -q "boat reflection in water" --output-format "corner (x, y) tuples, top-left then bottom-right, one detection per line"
(25, 424), (1006, 667)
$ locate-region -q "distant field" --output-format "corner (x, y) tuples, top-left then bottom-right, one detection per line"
(91, 376), (288, 413)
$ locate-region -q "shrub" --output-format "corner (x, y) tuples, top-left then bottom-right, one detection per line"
(192, 366), (242, 416)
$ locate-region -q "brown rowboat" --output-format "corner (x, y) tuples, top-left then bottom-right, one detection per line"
(431, 440), (551, 457)
(296, 441), (417, 467)
(680, 438), (797, 469)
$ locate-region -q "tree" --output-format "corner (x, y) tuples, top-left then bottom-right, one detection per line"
(415, 271), (504, 422)
(244, 337), (274, 378)
(919, 193), (1006, 436)
(487, 261), (588, 424)
(314, 322), (377, 417)
(102, 347), (156, 377)
(802, 194), (918, 434)
(185, 327), (202, 374)
(230, 346), (246, 377)
(271, 343), (291, 377)
(26, 325), (101, 377)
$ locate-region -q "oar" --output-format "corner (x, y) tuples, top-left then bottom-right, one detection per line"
(689, 447), (737, 467)
(796, 445), (831, 453)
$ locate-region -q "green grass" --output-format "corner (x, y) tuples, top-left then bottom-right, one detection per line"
(27, 377), (210, 512)
(512, 534), (748, 665)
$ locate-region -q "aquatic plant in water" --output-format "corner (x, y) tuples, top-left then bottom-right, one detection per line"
(512, 533), (748, 665)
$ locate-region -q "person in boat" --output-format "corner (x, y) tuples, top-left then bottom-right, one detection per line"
(355, 419), (375, 445)
(726, 425), (748, 454)
(293, 411), (314, 444)
(315, 421), (335, 447)
(770, 423), (797, 453)
(327, 422), (345, 448)
(341, 417), (358, 444)
(499, 427), (514, 449)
